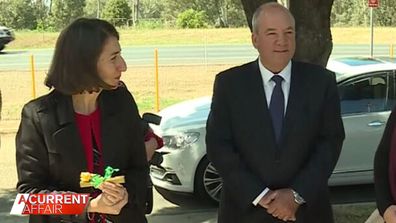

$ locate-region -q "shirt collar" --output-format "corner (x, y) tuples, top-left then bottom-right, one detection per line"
(258, 59), (291, 84)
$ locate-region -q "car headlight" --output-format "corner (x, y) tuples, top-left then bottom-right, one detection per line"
(163, 132), (200, 149)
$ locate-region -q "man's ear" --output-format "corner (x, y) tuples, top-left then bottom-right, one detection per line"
(251, 33), (258, 49)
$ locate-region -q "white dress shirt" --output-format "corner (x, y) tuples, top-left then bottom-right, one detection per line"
(252, 59), (292, 206)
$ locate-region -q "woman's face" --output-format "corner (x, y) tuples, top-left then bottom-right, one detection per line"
(97, 36), (127, 88)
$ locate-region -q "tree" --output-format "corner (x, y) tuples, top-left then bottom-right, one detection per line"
(101, 0), (132, 26)
(290, 0), (334, 66)
(84, 0), (107, 18)
(162, 0), (245, 27)
(373, 0), (396, 26)
(176, 9), (208, 28)
(240, 0), (333, 67)
(139, 0), (164, 19)
(331, 0), (396, 27)
(331, 0), (354, 26)
(225, 0), (247, 27)
(0, 0), (40, 29)
(50, 0), (85, 30)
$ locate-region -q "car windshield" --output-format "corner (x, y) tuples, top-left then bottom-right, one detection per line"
(334, 57), (384, 66)
(377, 57), (396, 63)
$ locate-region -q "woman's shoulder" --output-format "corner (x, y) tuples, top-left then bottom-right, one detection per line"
(22, 90), (60, 113)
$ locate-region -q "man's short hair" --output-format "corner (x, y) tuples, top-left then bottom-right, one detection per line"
(251, 2), (295, 34)
(45, 18), (119, 95)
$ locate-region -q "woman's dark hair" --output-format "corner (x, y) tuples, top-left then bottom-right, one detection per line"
(45, 18), (120, 95)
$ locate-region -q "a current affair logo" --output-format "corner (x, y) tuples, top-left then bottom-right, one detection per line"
(10, 193), (89, 215)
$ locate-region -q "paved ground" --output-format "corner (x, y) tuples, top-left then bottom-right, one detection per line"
(0, 126), (218, 223)
(0, 121), (378, 223)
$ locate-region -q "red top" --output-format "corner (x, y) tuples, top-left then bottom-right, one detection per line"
(74, 108), (104, 174)
(145, 130), (164, 148)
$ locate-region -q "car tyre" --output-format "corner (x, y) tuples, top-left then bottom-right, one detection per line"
(195, 156), (222, 204)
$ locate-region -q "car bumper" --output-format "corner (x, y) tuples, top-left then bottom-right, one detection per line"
(150, 137), (206, 193)
(0, 37), (14, 45)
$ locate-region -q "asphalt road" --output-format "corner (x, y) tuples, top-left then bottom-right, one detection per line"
(0, 44), (392, 71)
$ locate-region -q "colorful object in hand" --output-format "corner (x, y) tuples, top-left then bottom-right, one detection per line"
(80, 166), (125, 188)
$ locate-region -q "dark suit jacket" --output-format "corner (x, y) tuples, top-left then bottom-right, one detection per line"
(16, 86), (148, 223)
(206, 60), (345, 223)
(374, 106), (396, 216)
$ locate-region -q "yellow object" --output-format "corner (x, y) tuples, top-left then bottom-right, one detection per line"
(79, 171), (125, 188)
(80, 172), (92, 182)
(30, 54), (36, 99)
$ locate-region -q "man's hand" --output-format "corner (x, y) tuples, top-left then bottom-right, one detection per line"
(260, 188), (299, 222)
(384, 205), (396, 223)
(258, 190), (276, 209)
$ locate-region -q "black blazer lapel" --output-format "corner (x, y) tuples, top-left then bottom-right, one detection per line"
(51, 93), (87, 185)
(99, 91), (130, 170)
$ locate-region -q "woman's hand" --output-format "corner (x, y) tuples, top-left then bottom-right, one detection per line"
(145, 137), (158, 161)
(87, 182), (129, 215)
(384, 205), (396, 223)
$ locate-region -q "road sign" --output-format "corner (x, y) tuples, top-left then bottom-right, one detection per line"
(368, 0), (379, 7)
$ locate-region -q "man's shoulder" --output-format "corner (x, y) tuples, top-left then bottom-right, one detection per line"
(292, 60), (335, 81)
(216, 60), (257, 81)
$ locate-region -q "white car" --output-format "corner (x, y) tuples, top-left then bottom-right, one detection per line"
(150, 57), (396, 203)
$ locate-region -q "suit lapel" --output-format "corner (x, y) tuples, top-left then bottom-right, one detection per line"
(52, 92), (87, 172)
(281, 61), (306, 146)
(246, 60), (277, 149)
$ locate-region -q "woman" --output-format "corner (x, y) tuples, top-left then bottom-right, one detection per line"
(375, 106), (396, 223)
(16, 18), (148, 223)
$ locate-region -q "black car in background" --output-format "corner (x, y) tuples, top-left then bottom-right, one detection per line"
(0, 25), (15, 52)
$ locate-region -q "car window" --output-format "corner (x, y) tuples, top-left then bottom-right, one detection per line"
(338, 72), (390, 115)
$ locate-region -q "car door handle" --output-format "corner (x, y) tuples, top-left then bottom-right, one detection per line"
(368, 121), (385, 127)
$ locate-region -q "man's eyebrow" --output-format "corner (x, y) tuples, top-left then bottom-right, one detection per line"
(265, 27), (294, 32)
(264, 28), (277, 32)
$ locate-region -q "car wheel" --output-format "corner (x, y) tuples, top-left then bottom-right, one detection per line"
(195, 156), (222, 203)
(0, 44), (4, 52)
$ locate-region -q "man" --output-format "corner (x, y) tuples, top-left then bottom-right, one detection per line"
(206, 3), (345, 223)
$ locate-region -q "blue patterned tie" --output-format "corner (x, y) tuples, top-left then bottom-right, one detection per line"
(269, 75), (284, 144)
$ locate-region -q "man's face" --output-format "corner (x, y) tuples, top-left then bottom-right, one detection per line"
(252, 8), (296, 73)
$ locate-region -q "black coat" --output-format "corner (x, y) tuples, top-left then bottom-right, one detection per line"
(206, 60), (345, 223)
(16, 86), (148, 223)
(374, 106), (396, 216)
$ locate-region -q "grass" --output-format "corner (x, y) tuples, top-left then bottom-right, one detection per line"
(7, 27), (396, 50)
(333, 203), (377, 223)
(0, 64), (231, 120)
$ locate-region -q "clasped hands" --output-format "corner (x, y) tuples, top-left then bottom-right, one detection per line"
(258, 188), (300, 222)
(87, 182), (129, 215)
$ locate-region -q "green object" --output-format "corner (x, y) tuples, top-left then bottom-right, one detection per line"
(91, 174), (104, 188)
(90, 166), (120, 188)
(104, 166), (119, 179)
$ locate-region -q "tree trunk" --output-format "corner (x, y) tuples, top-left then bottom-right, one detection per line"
(240, 0), (276, 31)
(240, 0), (334, 67)
(289, 0), (334, 67)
